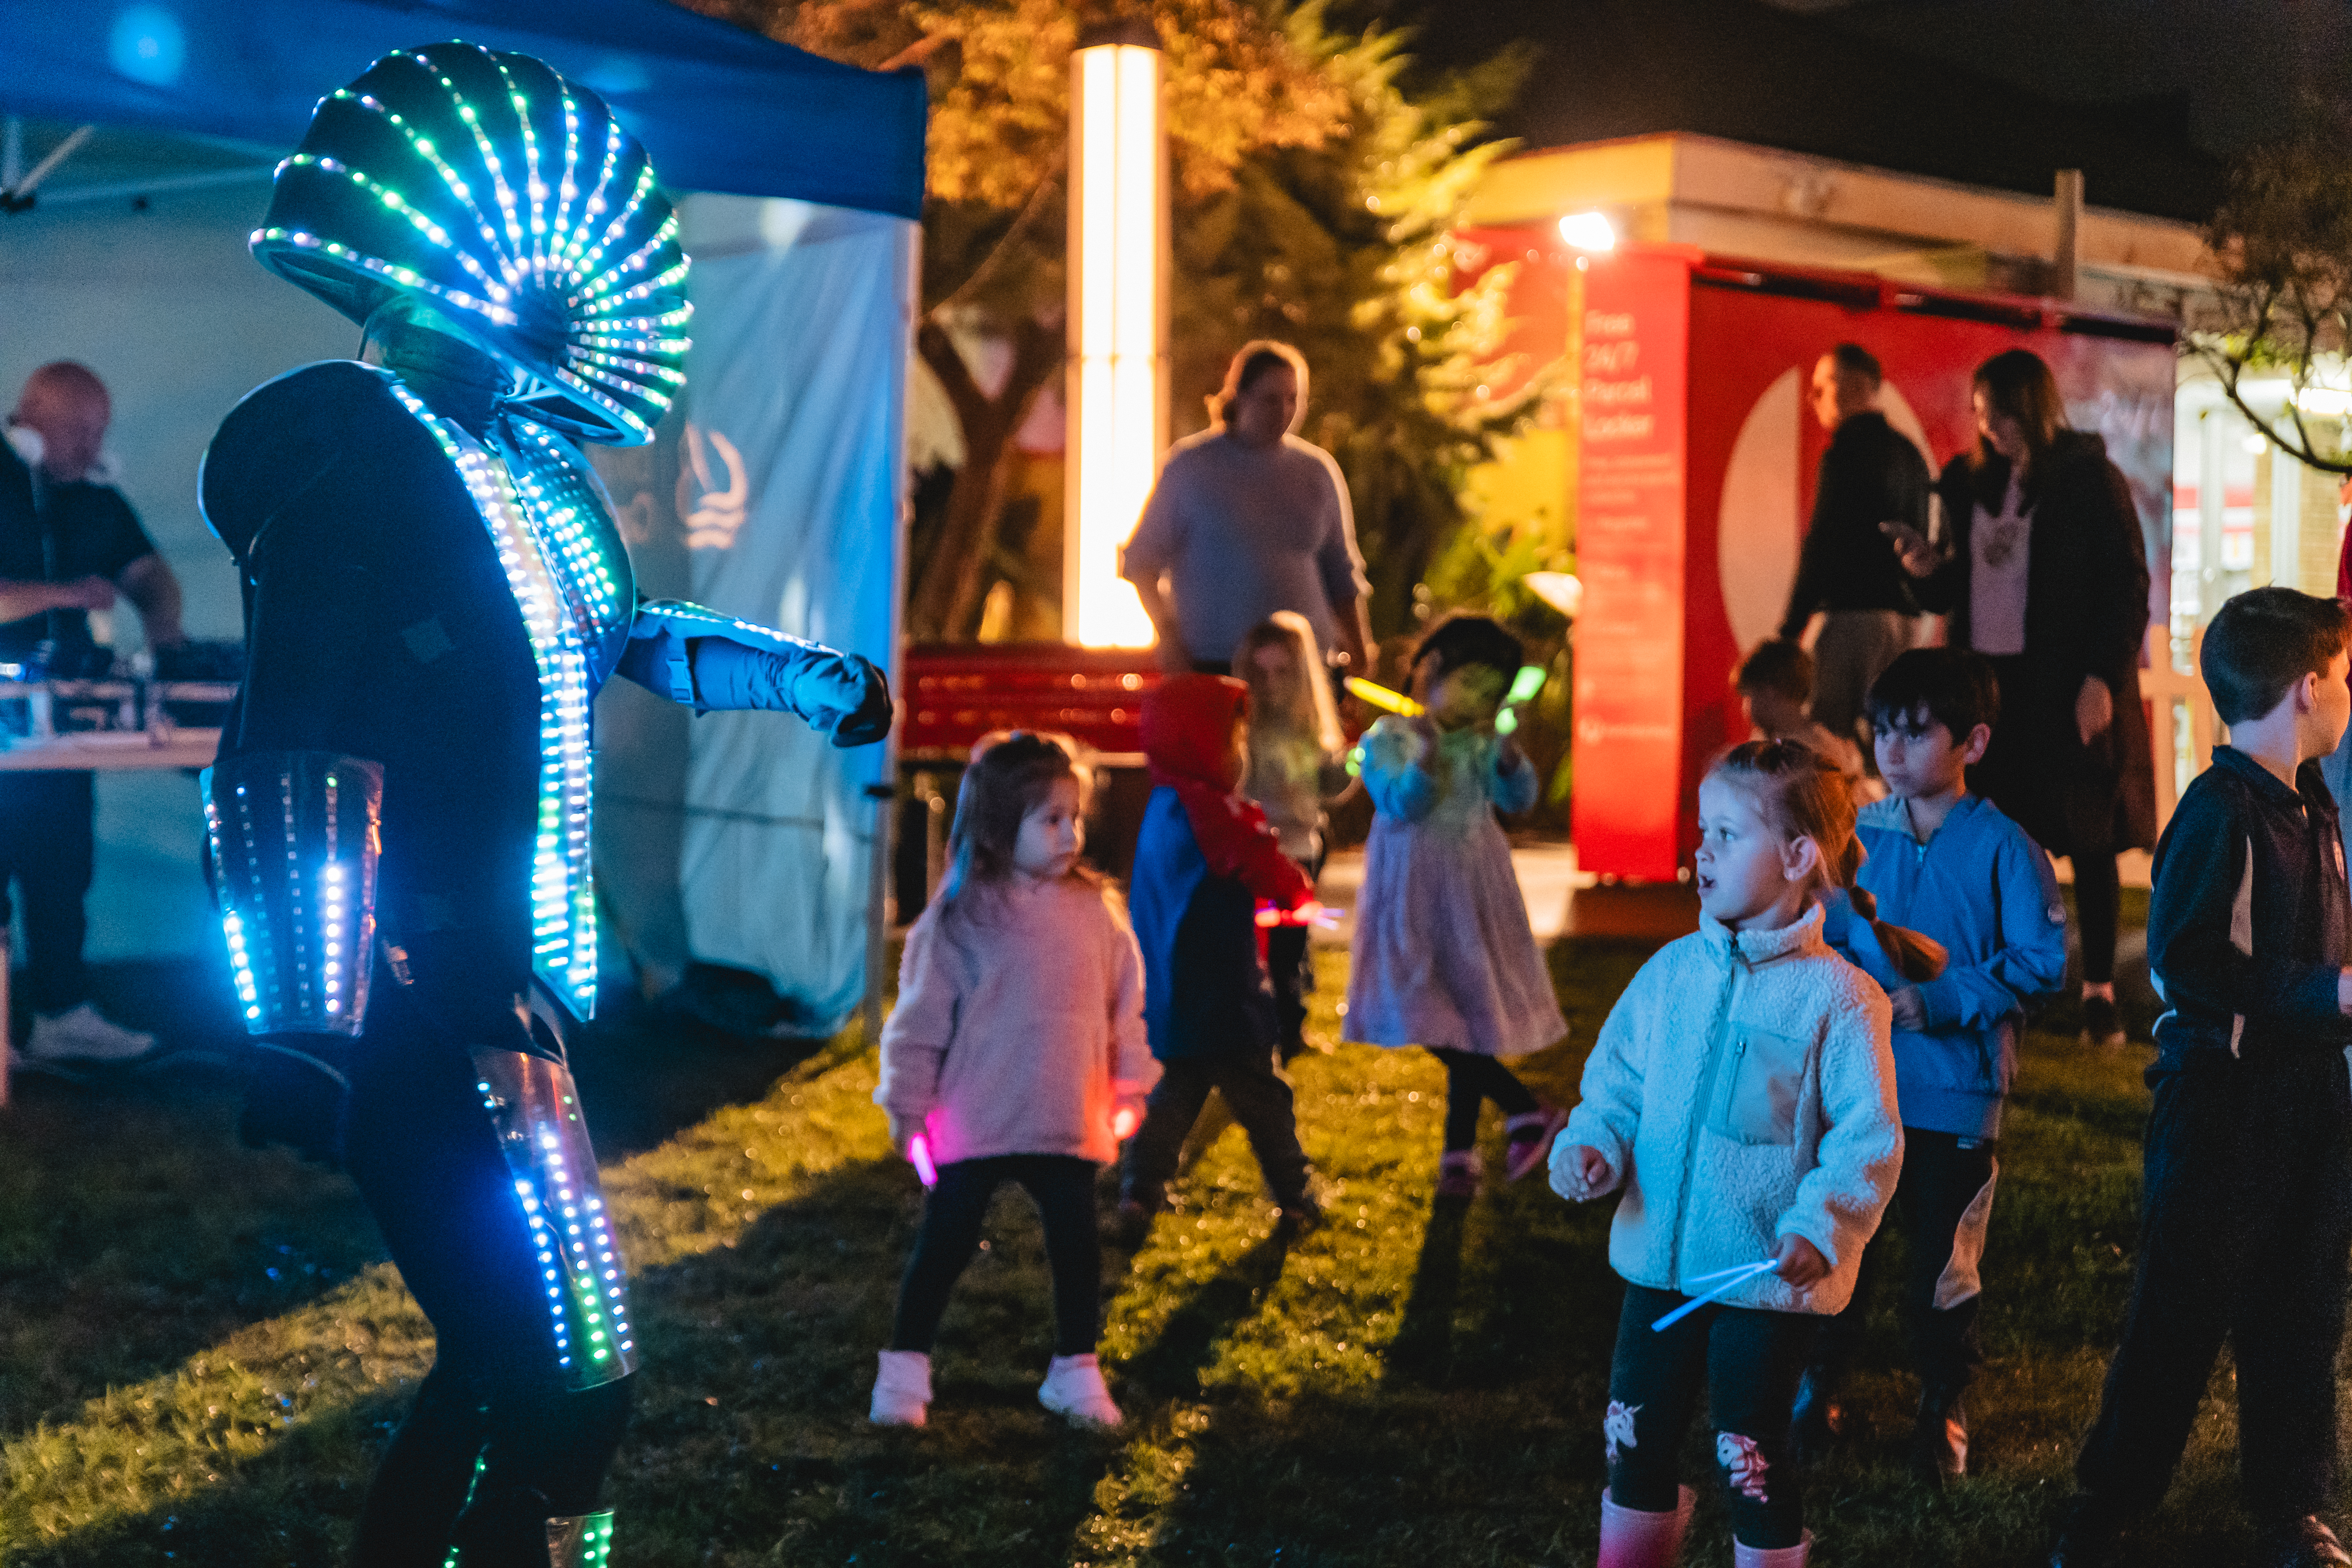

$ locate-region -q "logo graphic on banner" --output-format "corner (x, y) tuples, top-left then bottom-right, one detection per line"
(679, 422), (749, 552)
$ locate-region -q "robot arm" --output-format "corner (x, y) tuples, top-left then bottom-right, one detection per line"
(616, 599), (892, 746)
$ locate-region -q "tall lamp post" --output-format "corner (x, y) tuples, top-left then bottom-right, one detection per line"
(1065, 19), (1167, 648)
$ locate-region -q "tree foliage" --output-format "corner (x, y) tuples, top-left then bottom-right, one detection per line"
(2198, 102), (2352, 472)
(676, 0), (1525, 641)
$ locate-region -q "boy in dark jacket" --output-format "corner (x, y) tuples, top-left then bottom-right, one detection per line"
(1118, 674), (1322, 1241)
(2051, 587), (2352, 1568)
(1802, 649), (2067, 1482)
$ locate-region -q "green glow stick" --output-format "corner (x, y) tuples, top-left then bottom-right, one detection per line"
(1494, 665), (1548, 737)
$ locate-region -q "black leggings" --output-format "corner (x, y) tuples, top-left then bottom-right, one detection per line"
(341, 995), (632, 1568)
(1607, 1284), (1814, 1548)
(2072, 850), (2121, 986)
(891, 1154), (1102, 1358)
(1426, 1047), (1539, 1152)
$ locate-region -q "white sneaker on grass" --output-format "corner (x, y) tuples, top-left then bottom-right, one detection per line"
(869, 1349), (931, 1426)
(22, 1004), (157, 1063)
(1038, 1354), (1122, 1429)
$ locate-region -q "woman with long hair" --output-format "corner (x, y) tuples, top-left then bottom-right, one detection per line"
(1885, 348), (2156, 1047)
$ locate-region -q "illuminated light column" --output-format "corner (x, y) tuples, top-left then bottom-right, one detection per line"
(1065, 20), (1167, 647)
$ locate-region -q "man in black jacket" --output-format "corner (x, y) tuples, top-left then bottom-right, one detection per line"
(1777, 343), (1930, 748)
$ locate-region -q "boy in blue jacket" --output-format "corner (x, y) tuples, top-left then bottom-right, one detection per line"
(1117, 674), (1323, 1245)
(1800, 647), (2067, 1483)
(2052, 588), (2352, 1568)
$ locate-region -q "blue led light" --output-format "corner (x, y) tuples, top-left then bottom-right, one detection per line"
(108, 4), (187, 87)
(386, 383), (609, 1017)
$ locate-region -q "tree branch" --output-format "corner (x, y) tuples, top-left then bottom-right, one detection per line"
(926, 159), (1066, 321)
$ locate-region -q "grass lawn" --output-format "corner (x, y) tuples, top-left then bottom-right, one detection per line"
(0, 912), (2312, 1566)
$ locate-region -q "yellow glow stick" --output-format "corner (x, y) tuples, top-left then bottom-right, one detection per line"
(1344, 676), (1424, 717)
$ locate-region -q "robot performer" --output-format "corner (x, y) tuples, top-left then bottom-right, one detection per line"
(197, 44), (891, 1568)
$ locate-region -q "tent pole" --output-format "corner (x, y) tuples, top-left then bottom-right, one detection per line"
(2, 124), (95, 206)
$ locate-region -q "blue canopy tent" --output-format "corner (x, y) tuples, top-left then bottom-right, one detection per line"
(0, 0), (925, 1035)
(0, 0), (925, 217)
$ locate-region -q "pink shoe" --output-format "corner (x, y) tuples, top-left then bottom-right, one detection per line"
(1732, 1532), (1811, 1567)
(1598, 1485), (1693, 1568)
(1436, 1148), (1483, 1198)
(1504, 1106), (1570, 1182)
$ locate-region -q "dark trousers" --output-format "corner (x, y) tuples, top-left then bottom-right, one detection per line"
(342, 995), (631, 1566)
(889, 1154), (1103, 1358)
(1608, 1284), (1814, 1548)
(1810, 1127), (1999, 1399)
(2072, 851), (2121, 986)
(1266, 850), (1324, 1060)
(1123, 1052), (1312, 1209)
(0, 771), (92, 1013)
(2074, 1049), (2352, 1522)
(1427, 1046), (1540, 1151)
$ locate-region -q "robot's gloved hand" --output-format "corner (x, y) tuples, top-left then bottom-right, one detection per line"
(692, 638), (891, 746)
(618, 601), (893, 746)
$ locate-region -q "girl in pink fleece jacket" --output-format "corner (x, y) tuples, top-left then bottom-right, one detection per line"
(870, 733), (1158, 1430)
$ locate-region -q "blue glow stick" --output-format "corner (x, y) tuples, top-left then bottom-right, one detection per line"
(1651, 1259), (1779, 1332)
(1684, 1258), (1776, 1287)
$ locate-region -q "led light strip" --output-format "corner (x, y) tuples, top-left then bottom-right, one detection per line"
(388, 383), (601, 1017)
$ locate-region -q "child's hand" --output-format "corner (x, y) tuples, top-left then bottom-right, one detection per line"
(886, 1112), (922, 1157)
(1887, 986), (1927, 1031)
(1112, 1094), (1148, 1143)
(1550, 1143), (1616, 1202)
(1773, 1233), (1829, 1287)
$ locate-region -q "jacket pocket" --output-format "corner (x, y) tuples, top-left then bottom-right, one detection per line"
(1709, 1024), (1809, 1146)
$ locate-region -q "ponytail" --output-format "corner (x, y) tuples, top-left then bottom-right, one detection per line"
(1710, 739), (1947, 982)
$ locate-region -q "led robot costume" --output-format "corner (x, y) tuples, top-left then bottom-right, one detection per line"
(197, 44), (891, 1568)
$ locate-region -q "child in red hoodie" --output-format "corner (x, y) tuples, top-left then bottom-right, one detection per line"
(1118, 674), (1324, 1241)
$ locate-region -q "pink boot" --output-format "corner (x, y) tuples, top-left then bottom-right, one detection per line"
(1731, 1533), (1811, 1568)
(1598, 1485), (1694, 1568)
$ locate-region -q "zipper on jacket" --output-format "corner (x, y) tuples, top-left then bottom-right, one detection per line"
(1672, 940), (1744, 1287)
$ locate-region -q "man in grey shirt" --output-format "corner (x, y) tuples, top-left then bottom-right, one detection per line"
(1121, 342), (1373, 676)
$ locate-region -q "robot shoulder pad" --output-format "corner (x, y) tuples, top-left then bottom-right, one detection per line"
(200, 362), (419, 563)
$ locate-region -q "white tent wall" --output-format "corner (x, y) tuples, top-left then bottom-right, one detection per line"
(0, 169), (353, 959)
(593, 194), (913, 1033)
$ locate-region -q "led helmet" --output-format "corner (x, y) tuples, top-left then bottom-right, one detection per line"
(252, 42), (690, 445)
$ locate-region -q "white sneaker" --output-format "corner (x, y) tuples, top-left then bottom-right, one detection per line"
(23, 1003), (157, 1063)
(1038, 1353), (1123, 1429)
(869, 1349), (931, 1426)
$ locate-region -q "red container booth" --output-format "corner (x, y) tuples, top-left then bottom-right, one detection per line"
(1453, 234), (2178, 882)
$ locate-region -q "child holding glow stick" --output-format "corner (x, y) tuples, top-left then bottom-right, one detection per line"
(1343, 615), (1570, 1196)
(871, 733), (1156, 1430)
(1554, 740), (1902, 1568)
(1235, 612), (1353, 1060)
(1118, 674), (1325, 1241)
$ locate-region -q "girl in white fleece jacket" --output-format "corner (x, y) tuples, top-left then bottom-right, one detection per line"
(869, 733), (1158, 1432)
(1554, 740), (1902, 1568)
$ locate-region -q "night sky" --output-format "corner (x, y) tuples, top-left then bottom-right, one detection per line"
(1345, 0), (2349, 223)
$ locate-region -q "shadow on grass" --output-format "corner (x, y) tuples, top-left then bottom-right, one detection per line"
(1383, 1192), (1469, 1385)
(0, 957), (834, 1446)
(563, 1001), (833, 1158)
(1120, 1229), (1297, 1400)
